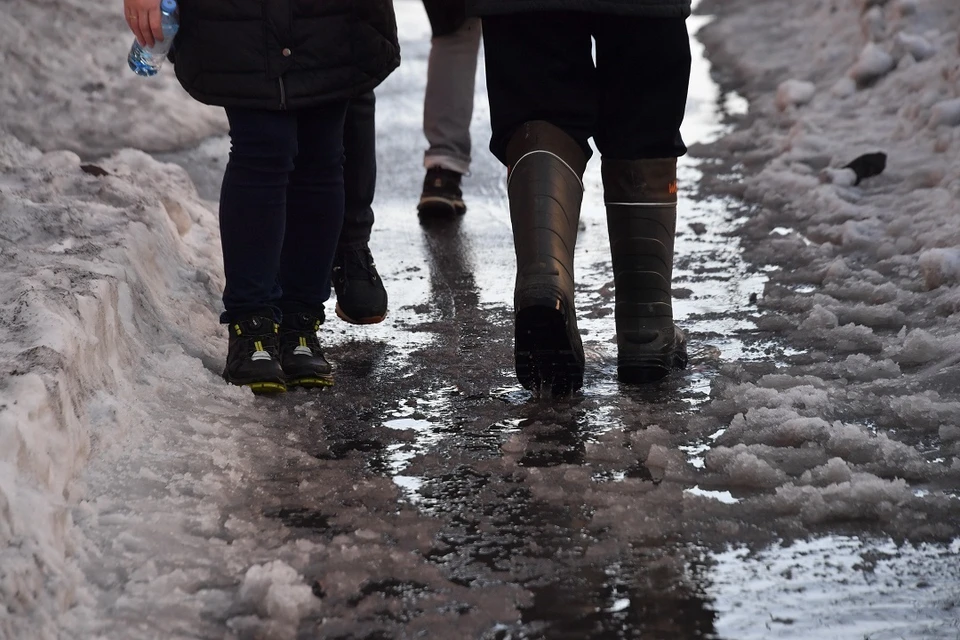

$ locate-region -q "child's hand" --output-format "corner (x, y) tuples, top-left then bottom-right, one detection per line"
(124, 0), (164, 48)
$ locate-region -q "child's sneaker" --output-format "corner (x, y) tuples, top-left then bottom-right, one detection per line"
(332, 243), (388, 325)
(222, 315), (286, 394)
(279, 312), (334, 388)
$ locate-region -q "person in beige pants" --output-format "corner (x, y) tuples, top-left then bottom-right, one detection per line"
(417, 0), (482, 218)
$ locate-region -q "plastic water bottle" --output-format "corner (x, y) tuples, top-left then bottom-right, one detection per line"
(127, 0), (179, 77)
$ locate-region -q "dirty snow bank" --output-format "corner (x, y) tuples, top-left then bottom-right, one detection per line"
(693, 0), (960, 524)
(0, 132), (227, 638)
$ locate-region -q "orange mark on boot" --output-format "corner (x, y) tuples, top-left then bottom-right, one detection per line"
(668, 181), (678, 195)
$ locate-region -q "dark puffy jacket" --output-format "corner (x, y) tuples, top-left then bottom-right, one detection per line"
(467, 0), (690, 18)
(172, 0), (400, 110)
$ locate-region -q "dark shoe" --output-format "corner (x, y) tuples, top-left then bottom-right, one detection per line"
(506, 121), (588, 395)
(279, 312), (334, 388)
(222, 315), (286, 394)
(332, 243), (388, 324)
(602, 158), (689, 383)
(418, 167), (466, 218)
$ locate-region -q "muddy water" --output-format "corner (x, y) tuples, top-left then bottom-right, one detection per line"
(158, 3), (960, 638)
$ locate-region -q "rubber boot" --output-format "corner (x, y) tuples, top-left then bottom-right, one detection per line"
(602, 158), (688, 383)
(506, 121), (588, 395)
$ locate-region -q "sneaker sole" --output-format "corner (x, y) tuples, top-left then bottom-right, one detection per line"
(247, 381), (287, 395)
(515, 305), (584, 396)
(335, 303), (387, 325)
(418, 197), (466, 218)
(286, 376), (334, 389)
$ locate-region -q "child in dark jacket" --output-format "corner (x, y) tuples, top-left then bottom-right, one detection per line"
(123, 0), (400, 393)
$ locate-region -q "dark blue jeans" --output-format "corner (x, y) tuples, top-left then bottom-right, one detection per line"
(219, 102), (349, 323)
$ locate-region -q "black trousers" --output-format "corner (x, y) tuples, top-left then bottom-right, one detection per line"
(220, 102), (348, 323)
(339, 90), (377, 247)
(481, 12), (692, 163)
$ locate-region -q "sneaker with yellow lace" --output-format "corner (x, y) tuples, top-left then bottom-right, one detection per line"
(222, 315), (286, 394)
(279, 312), (334, 388)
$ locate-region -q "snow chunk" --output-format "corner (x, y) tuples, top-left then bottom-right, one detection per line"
(770, 474), (912, 524)
(890, 393), (960, 434)
(849, 43), (895, 87)
(896, 0), (919, 16)
(237, 561), (317, 629)
(929, 99), (960, 128)
(801, 457), (854, 486)
(840, 354), (901, 380)
(919, 248), (960, 289)
(893, 328), (942, 365)
(776, 80), (817, 111)
(705, 445), (787, 489)
(895, 31), (937, 61)
(799, 305), (839, 331)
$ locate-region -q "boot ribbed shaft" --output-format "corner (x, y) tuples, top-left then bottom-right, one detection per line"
(602, 158), (687, 382)
(506, 121), (587, 310)
(505, 121), (588, 394)
(602, 158), (678, 342)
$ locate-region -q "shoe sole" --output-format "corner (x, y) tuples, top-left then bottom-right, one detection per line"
(246, 381), (287, 395)
(335, 303), (386, 325)
(418, 197), (466, 218)
(515, 305), (584, 396)
(286, 376), (334, 389)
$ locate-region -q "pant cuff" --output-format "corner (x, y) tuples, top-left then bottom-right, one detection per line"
(424, 154), (470, 175)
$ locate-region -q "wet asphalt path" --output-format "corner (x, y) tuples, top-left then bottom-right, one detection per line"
(155, 4), (960, 639)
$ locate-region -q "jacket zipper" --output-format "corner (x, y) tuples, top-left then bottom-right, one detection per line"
(278, 77), (287, 110)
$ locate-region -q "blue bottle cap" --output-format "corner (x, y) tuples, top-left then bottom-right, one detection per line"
(160, 0), (177, 12)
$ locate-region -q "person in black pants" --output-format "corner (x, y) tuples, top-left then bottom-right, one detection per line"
(332, 91), (390, 326)
(468, 1), (692, 394)
(334, 0), (481, 324)
(126, 0), (400, 393)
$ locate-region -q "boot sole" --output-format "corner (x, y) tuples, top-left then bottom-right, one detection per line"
(515, 305), (584, 396)
(618, 346), (689, 384)
(418, 197), (466, 219)
(335, 302), (386, 325)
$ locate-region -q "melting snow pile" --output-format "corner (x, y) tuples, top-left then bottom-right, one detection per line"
(0, 134), (231, 638)
(687, 0), (960, 534)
